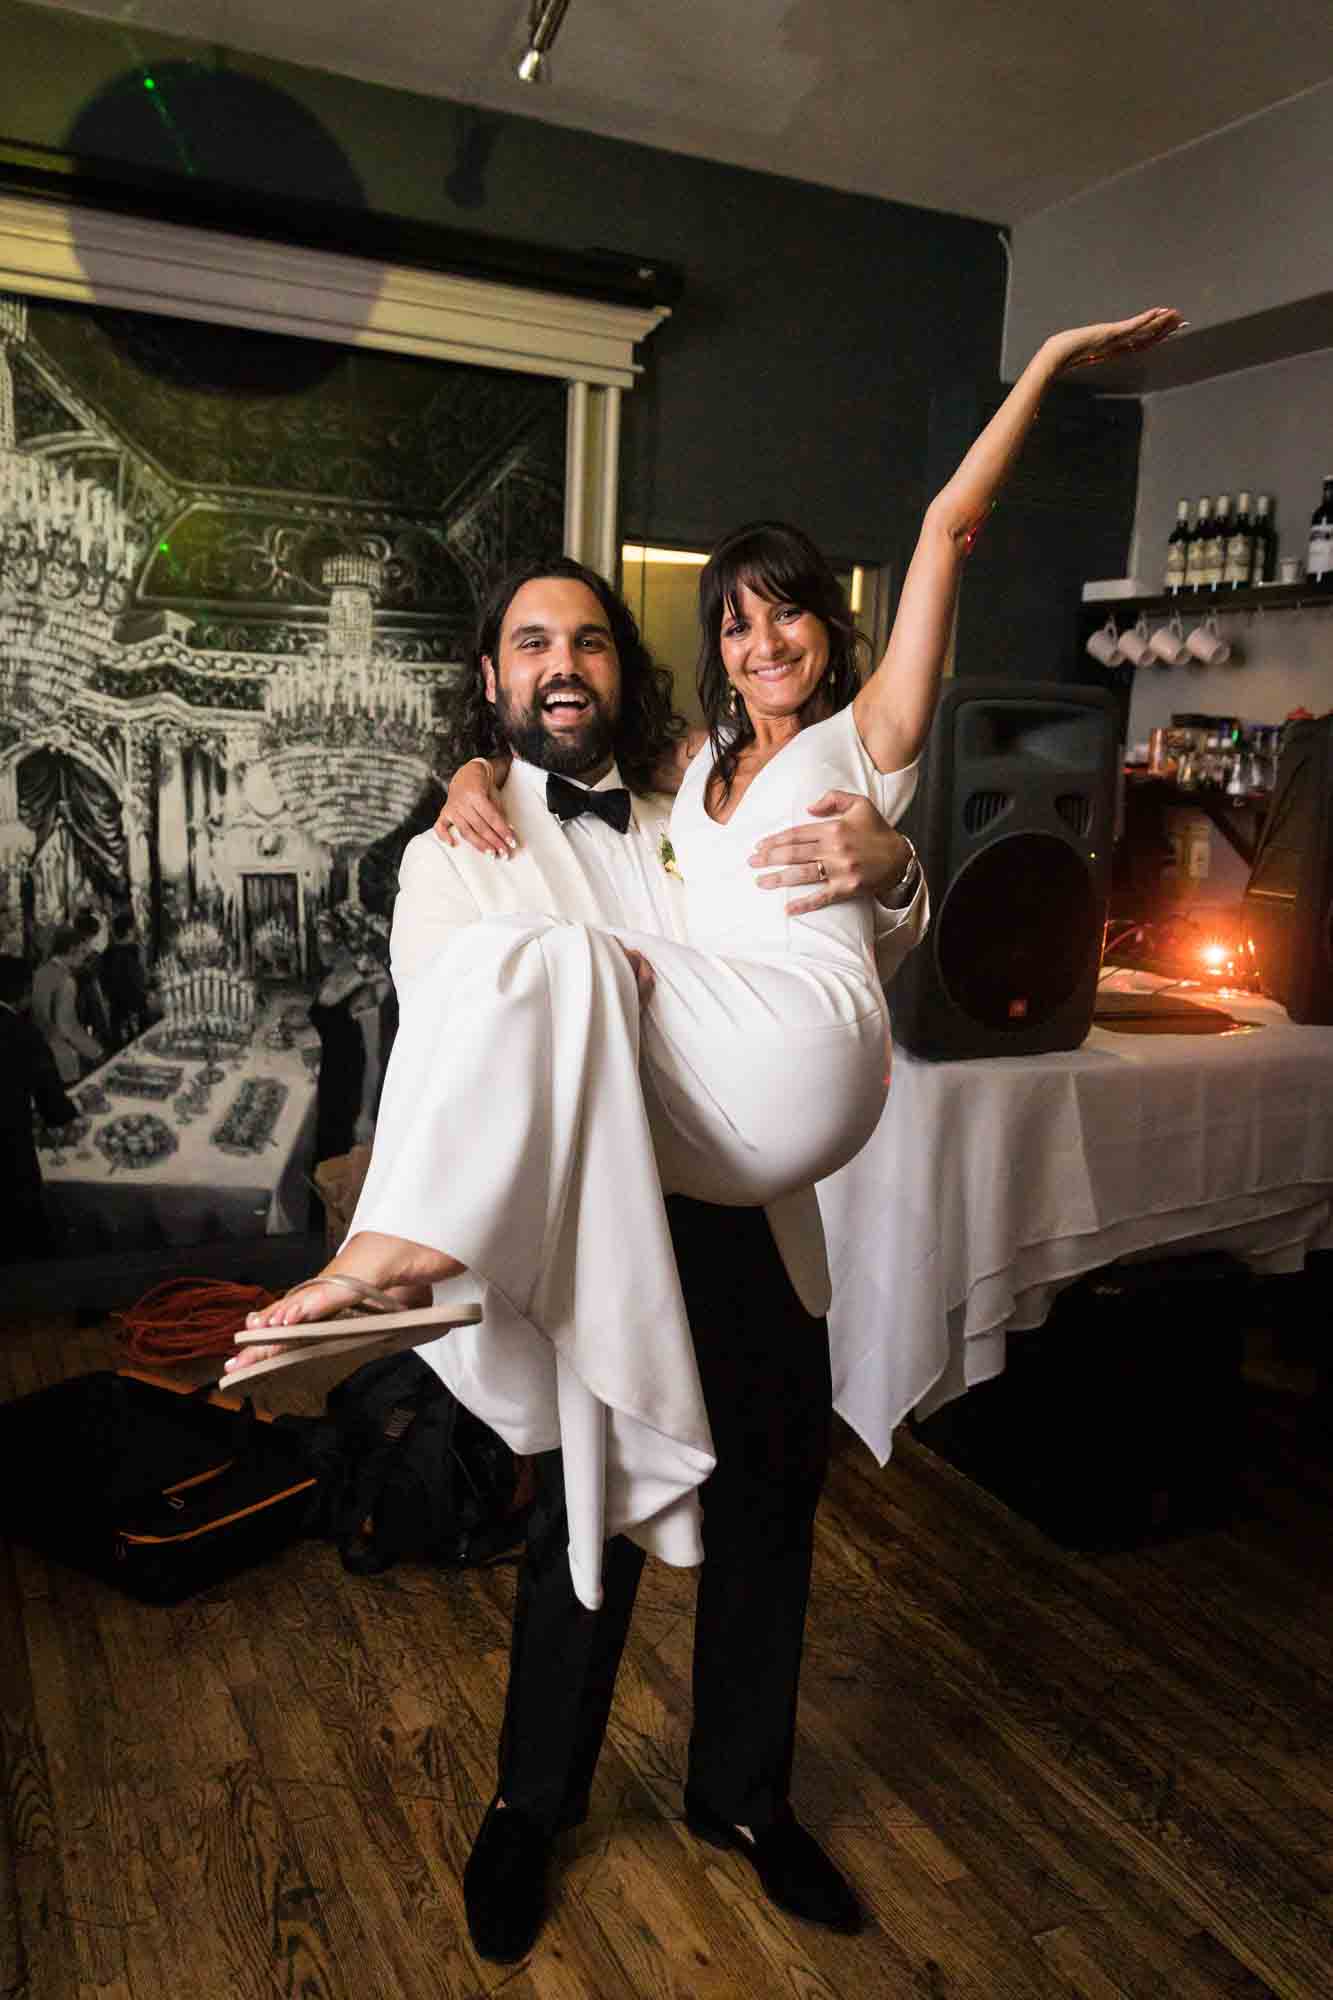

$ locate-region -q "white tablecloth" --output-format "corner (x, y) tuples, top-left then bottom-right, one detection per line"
(820, 974), (1333, 1463)
(44, 1013), (318, 1251)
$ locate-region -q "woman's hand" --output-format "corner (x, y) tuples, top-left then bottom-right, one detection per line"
(1044, 307), (1183, 377)
(748, 791), (913, 915)
(436, 756), (517, 858)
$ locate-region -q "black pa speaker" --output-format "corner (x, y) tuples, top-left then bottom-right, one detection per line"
(890, 679), (1119, 1059)
(1241, 716), (1333, 1024)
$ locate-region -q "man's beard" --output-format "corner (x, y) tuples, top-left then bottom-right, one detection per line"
(493, 677), (620, 777)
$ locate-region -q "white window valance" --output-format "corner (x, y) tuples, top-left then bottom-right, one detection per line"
(0, 191), (668, 574)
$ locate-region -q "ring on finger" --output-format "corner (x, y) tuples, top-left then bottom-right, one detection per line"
(814, 860), (827, 884)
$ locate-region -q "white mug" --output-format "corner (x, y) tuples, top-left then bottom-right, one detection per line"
(1117, 614), (1154, 667)
(1085, 616), (1123, 667)
(1148, 613), (1189, 667)
(1185, 613), (1232, 667)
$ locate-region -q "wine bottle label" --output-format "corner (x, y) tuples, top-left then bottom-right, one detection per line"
(1165, 544), (1188, 588)
(1308, 525), (1333, 577)
(1202, 536), (1224, 586)
(1223, 532), (1253, 584)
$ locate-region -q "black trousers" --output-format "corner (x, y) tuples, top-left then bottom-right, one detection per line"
(497, 1194), (832, 1835)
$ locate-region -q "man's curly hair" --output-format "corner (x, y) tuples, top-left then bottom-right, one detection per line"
(455, 556), (686, 796)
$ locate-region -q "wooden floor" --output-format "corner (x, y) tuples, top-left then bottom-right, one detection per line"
(3, 1305), (1332, 2000)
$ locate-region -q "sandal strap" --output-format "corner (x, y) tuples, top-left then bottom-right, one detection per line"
(286, 1272), (404, 1316)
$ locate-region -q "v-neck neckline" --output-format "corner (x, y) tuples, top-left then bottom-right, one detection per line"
(701, 729), (805, 829)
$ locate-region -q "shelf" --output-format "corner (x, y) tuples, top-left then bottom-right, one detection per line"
(1123, 773), (1268, 867)
(1084, 582), (1333, 621)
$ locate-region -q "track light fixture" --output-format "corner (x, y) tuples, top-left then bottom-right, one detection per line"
(515, 0), (571, 85)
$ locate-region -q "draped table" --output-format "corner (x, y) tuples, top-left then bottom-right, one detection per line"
(820, 971), (1333, 1463)
(42, 1004), (319, 1252)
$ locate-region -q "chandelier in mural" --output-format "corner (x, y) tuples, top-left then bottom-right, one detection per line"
(0, 293), (141, 723)
(261, 550), (439, 852)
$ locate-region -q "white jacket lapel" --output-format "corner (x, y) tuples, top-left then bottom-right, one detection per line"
(449, 772), (609, 930)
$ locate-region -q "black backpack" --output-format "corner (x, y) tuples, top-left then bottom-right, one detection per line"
(282, 1351), (527, 1576)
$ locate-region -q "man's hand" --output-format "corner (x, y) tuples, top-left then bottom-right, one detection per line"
(436, 756), (517, 858)
(618, 944), (656, 1007)
(748, 791), (913, 914)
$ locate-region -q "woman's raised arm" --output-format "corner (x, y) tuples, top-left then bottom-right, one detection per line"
(852, 307), (1182, 775)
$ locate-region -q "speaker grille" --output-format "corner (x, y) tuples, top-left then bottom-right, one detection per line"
(1055, 792), (1093, 840)
(936, 831), (1098, 1031)
(962, 790), (1012, 836)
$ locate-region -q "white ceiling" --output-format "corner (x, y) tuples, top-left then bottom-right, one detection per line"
(27, 0), (1333, 223)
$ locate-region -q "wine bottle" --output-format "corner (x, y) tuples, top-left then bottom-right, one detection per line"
(1306, 473), (1333, 588)
(1204, 494), (1230, 589)
(1252, 493), (1274, 583)
(1224, 490), (1254, 589)
(1185, 497), (1211, 590)
(1164, 498), (1191, 594)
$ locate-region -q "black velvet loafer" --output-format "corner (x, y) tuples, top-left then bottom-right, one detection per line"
(684, 1795), (865, 1934)
(463, 1797), (553, 1963)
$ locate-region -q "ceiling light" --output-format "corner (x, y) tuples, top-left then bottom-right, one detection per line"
(515, 0), (571, 86)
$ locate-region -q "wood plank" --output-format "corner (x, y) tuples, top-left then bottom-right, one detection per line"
(7, 1308), (1333, 1999)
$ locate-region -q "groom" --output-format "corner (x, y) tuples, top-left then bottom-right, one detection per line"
(390, 556), (925, 1962)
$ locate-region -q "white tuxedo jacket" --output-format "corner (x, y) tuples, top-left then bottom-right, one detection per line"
(390, 767), (928, 1318)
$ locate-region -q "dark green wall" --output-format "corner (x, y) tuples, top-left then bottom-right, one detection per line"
(2, 1), (1007, 570)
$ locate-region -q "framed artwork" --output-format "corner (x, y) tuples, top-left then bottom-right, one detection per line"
(0, 195), (666, 1278)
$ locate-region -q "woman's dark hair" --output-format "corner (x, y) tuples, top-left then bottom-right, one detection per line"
(697, 521), (869, 803)
(0, 954), (33, 1007)
(456, 556), (686, 796)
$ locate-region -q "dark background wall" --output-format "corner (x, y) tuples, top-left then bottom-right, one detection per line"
(928, 382), (1144, 687)
(3, 0), (1009, 575)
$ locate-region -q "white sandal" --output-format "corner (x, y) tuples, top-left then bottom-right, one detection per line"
(228, 1272), (481, 1384)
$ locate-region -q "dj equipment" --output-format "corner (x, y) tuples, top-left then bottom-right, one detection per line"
(1242, 715), (1333, 1024)
(890, 680), (1119, 1059)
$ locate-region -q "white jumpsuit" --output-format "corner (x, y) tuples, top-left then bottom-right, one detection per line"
(351, 705), (918, 1604)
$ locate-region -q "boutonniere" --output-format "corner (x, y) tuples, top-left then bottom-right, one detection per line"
(658, 834), (684, 881)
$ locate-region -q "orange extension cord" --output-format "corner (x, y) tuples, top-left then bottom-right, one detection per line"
(114, 1279), (281, 1365)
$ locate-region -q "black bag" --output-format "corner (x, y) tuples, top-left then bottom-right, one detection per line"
(0, 1369), (318, 1603)
(284, 1350), (526, 1576)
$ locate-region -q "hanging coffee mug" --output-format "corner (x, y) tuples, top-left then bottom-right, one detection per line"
(1148, 613), (1190, 667)
(1085, 616), (1123, 667)
(1185, 613), (1232, 666)
(1117, 614), (1154, 667)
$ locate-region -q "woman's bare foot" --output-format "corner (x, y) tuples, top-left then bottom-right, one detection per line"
(222, 1230), (465, 1377)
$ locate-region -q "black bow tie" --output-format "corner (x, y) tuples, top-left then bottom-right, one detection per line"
(546, 771), (632, 834)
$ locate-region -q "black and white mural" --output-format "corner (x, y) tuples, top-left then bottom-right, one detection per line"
(0, 288), (565, 1261)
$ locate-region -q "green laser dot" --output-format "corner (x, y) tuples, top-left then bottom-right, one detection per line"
(143, 76), (157, 90)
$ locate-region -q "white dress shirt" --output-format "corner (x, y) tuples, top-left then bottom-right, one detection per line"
(506, 755), (686, 940)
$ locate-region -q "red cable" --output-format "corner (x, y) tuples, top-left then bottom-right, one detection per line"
(113, 1279), (281, 1365)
